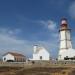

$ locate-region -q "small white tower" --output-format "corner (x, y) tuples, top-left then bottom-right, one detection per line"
(33, 45), (38, 53)
(58, 18), (73, 60)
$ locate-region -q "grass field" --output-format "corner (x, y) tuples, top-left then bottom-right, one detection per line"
(0, 66), (75, 75)
(0, 61), (75, 75)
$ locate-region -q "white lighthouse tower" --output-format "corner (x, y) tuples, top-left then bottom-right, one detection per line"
(58, 18), (75, 60)
(59, 18), (72, 50)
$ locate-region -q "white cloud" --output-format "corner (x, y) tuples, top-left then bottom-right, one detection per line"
(16, 15), (57, 31)
(0, 28), (33, 57)
(51, 33), (59, 38)
(0, 28), (21, 36)
(39, 20), (57, 31)
(47, 20), (56, 30)
(38, 20), (58, 39)
(69, 2), (75, 18)
(8, 29), (21, 35)
(0, 28), (58, 58)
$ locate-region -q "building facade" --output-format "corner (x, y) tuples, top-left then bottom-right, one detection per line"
(3, 52), (26, 62)
(31, 45), (50, 60)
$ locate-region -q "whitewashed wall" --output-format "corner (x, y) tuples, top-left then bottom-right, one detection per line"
(3, 54), (14, 62)
(58, 49), (75, 60)
(32, 47), (50, 60)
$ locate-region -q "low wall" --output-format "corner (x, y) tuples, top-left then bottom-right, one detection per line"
(0, 60), (75, 68)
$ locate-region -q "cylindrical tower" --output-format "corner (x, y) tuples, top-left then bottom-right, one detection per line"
(58, 18), (72, 60)
(59, 18), (72, 49)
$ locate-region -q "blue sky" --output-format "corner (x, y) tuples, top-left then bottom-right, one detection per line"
(0, 0), (75, 58)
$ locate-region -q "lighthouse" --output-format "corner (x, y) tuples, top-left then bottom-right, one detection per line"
(59, 18), (72, 50)
(58, 18), (75, 60)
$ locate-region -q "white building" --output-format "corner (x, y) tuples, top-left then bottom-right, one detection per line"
(31, 45), (50, 60)
(3, 52), (26, 62)
(58, 18), (75, 60)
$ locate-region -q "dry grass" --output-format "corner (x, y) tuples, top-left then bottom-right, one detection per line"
(16, 67), (73, 75)
(0, 65), (75, 75)
(0, 67), (23, 75)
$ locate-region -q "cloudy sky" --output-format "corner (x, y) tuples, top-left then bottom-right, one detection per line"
(0, 0), (75, 58)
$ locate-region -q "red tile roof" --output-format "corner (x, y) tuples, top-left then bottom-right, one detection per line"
(3, 52), (25, 57)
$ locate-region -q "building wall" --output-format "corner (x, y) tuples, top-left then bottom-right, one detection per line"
(58, 29), (73, 60)
(3, 54), (26, 62)
(14, 56), (25, 62)
(58, 49), (75, 60)
(33, 48), (50, 60)
(60, 30), (72, 49)
(3, 54), (14, 62)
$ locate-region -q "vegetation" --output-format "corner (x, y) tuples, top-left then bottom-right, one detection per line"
(0, 66), (75, 75)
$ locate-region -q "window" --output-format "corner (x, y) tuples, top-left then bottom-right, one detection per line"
(4, 58), (6, 60)
(15, 58), (16, 62)
(66, 56), (68, 58)
(40, 56), (42, 60)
